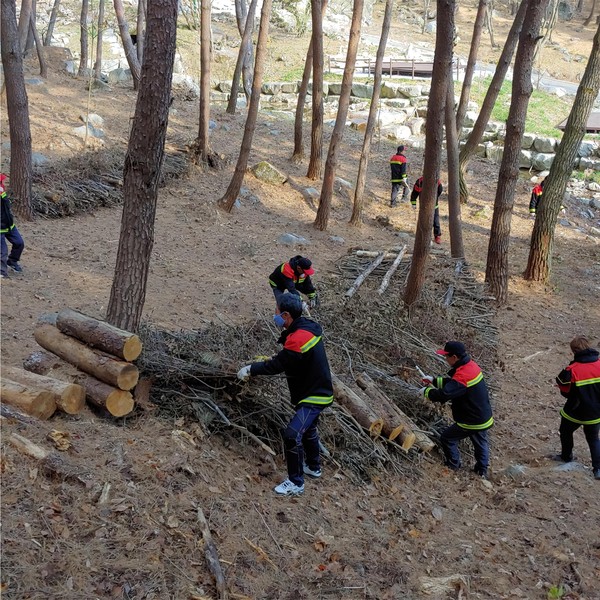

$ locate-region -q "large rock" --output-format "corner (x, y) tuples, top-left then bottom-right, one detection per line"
(217, 81), (231, 93)
(377, 111), (408, 127)
(261, 82), (282, 95)
(532, 152), (555, 170)
(380, 82), (402, 99)
(407, 117), (425, 136)
(486, 145), (504, 164)
(351, 119), (367, 132)
(519, 150), (533, 169)
(397, 84), (423, 98)
(521, 132), (536, 149)
(384, 98), (411, 109)
(578, 140), (597, 157)
(73, 123), (104, 139)
(384, 125), (412, 141)
(533, 136), (557, 153)
(79, 113), (104, 127)
(351, 83), (373, 99)
(172, 74), (200, 99)
(334, 177), (353, 200)
(251, 161), (288, 185)
(462, 111), (478, 128)
(579, 157), (600, 171)
(307, 81), (329, 96)
(107, 67), (132, 84)
(278, 233), (310, 245)
(281, 82), (299, 94)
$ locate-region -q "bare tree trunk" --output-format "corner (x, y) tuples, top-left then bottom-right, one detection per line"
(484, 0), (496, 47)
(584, 0), (597, 25)
(445, 73), (464, 258)
(314, 0), (364, 231)
(218, 0), (273, 212)
(226, 0), (258, 114)
(485, 0), (549, 304)
(78, 0), (89, 76)
(291, 0), (328, 163)
(234, 0), (254, 100)
(525, 21), (600, 282)
(350, 0), (394, 226)
(1, 0), (34, 220)
(307, 0), (324, 180)
(44, 0), (61, 45)
(106, 0), (178, 331)
(576, 0), (584, 13)
(196, 0), (212, 159)
(25, 0), (36, 52)
(459, 0), (527, 203)
(18, 0), (33, 53)
(93, 0), (105, 79)
(404, 0), (454, 306)
(422, 0), (431, 34)
(455, 0), (487, 135)
(137, 0), (146, 63)
(113, 0), (142, 89)
(30, 15), (48, 78)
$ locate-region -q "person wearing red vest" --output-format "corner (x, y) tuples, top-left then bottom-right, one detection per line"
(268, 255), (318, 309)
(389, 145), (410, 207)
(555, 336), (600, 480)
(410, 176), (443, 244)
(529, 179), (544, 217)
(421, 341), (494, 478)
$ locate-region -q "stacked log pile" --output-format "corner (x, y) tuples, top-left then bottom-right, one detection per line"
(1, 309), (142, 419)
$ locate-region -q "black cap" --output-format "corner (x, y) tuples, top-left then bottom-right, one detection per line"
(436, 341), (467, 357)
(278, 294), (303, 319)
(291, 255), (314, 275)
(397, 145), (405, 153)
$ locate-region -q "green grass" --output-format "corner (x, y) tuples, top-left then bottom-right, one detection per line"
(469, 76), (573, 139)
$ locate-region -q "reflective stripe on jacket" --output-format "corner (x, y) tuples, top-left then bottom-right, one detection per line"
(390, 153), (407, 182)
(268, 261), (316, 298)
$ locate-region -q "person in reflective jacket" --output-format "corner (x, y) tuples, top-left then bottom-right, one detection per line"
(421, 341), (494, 478)
(555, 336), (600, 481)
(0, 173), (25, 279)
(237, 293), (333, 496)
(268, 255), (319, 309)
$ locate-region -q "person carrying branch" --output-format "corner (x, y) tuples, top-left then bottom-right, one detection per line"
(411, 176), (443, 244)
(420, 341), (494, 478)
(0, 173), (25, 279)
(268, 255), (319, 310)
(237, 293), (334, 496)
(389, 145), (410, 207)
(554, 335), (600, 481)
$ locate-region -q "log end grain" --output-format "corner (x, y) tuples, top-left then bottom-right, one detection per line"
(388, 424), (405, 442)
(122, 336), (143, 362)
(401, 432), (417, 452)
(57, 385), (86, 415)
(368, 419), (384, 438)
(116, 364), (139, 391)
(105, 390), (135, 418)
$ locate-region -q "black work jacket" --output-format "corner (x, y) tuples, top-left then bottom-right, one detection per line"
(1, 192), (15, 233)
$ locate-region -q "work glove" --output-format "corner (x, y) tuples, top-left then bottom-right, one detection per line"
(421, 375), (434, 385)
(237, 365), (252, 381)
(418, 386), (429, 397)
(411, 203), (417, 210)
(309, 295), (319, 309)
(302, 301), (310, 313)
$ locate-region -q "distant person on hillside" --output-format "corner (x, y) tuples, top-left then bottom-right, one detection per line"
(269, 255), (319, 310)
(420, 341), (494, 478)
(410, 176), (443, 244)
(0, 173), (25, 280)
(389, 145), (410, 207)
(554, 336), (600, 481)
(529, 179), (544, 218)
(236, 293), (334, 496)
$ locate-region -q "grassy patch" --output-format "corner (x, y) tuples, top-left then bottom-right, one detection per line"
(468, 76), (572, 138)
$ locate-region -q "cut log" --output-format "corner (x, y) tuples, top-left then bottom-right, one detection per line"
(378, 245), (408, 295)
(34, 324), (139, 390)
(356, 372), (435, 453)
(0, 378), (57, 419)
(0, 402), (38, 424)
(23, 350), (62, 375)
(331, 374), (384, 437)
(2, 365), (85, 414)
(82, 377), (134, 417)
(345, 252), (386, 299)
(56, 308), (142, 361)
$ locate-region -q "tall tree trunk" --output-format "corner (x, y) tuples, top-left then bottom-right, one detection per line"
(404, 0), (454, 306)
(350, 0), (394, 226)
(30, 15), (48, 78)
(106, 0), (178, 331)
(25, 0), (36, 52)
(422, 0), (431, 34)
(93, 0), (105, 80)
(307, 0), (324, 180)
(234, 0), (254, 100)
(484, 0), (496, 47)
(525, 21), (600, 282)
(584, 0), (596, 25)
(445, 73), (464, 258)
(78, 0), (89, 76)
(291, 0), (328, 163)
(226, 0), (258, 114)
(218, 0), (273, 212)
(485, 0), (549, 304)
(137, 0), (146, 63)
(44, 0), (61, 45)
(458, 0), (527, 203)
(455, 0), (487, 135)
(18, 0), (33, 53)
(197, 0), (212, 159)
(1, 0), (34, 220)
(113, 0), (142, 89)
(314, 0), (364, 231)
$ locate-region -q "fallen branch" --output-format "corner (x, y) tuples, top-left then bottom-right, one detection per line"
(345, 252), (385, 298)
(197, 506), (228, 599)
(378, 245), (408, 295)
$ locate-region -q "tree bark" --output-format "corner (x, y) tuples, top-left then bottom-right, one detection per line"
(314, 0), (364, 231)
(136, 0), (146, 63)
(78, 0), (89, 76)
(106, 0), (178, 330)
(584, 0), (596, 25)
(525, 21), (600, 281)
(455, 0), (487, 136)
(44, 0), (61, 45)
(331, 375), (384, 437)
(234, 0), (254, 101)
(17, 0), (33, 53)
(306, 0), (324, 180)
(0, 379), (57, 419)
(34, 324), (139, 390)
(93, 0), (105, 80)
(350, 0), (393, 226)
(484, 0), (496, 47)
(445, 71), (465, 258)
(404, 0), (454, 307)
(2, 365), (85, 414)
(459, 0), (528, 203)
(485, 0), (549, 304)
(226, 0), (258, 114)
(113, 0), (142, 89)
(30, 15), (48, 78)
(56, 308), (142, 361)
(1, 0), (34, 220)
(197, 0), (213, 158)
(218, 0), (272, 212)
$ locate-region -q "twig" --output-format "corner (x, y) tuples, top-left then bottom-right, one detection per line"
(345, 252), (386, 298)
(196, 506), (228, 599)
(252, 503), (283, 554)
(378, 245), (408, 294)
(228, 423), (276, 456)
(243, 536), (277, 569)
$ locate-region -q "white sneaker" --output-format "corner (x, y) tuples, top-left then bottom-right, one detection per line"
(273, 479), (304, 496)
(303, 464), (322, 479)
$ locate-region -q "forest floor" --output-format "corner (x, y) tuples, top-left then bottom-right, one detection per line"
(1, 4), (600, 600)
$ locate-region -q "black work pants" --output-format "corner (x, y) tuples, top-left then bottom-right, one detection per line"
(559, 417), (600, 470)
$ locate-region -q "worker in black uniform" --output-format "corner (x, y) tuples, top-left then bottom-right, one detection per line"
(411, 176), (443, 244)
(389, 145), (410, 207)
(269, 255), (319, 309)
